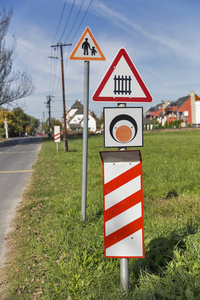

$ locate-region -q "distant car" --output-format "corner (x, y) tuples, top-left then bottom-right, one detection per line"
(95, 129), (104, 134)
(37, 133), (44, 136)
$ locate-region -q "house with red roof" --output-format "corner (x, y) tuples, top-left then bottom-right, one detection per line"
(145, 92), (200, 126)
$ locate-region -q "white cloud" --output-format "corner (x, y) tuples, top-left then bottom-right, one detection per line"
(91, 1), (200, 64)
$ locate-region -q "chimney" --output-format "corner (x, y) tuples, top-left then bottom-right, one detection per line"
(190, 91), (196, 124)
(163, 99), (169, 113)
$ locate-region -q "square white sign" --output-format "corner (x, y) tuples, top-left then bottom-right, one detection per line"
(104, 107), (143, 148)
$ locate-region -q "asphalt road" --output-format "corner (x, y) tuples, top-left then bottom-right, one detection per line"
(0, 137), (41, 265)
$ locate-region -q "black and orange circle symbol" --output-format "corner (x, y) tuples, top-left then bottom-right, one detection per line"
(109, 114), (138, 143)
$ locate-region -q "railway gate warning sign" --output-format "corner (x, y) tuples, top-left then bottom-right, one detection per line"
(100, 150), (144, 258)
(92, 48), (152, 102)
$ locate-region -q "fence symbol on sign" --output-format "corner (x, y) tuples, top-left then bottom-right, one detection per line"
(114, 75), (132, 95)
(92, 48), (153, 102)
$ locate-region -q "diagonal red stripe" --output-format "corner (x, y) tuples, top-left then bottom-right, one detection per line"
(104, 189), (143, 222)
(105, 216), (143, 249)
(104, 162), (142, 195)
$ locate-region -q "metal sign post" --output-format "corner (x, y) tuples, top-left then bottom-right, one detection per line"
(120, 258), (129, 292)
(70, 27), (105, 222)
(82, 60), (90, 222)
(118, 103), (129, 293)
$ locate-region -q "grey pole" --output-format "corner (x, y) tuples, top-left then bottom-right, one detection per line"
(120, 258), (129, 292)
(117, 103), (129, 293)
(81, 60), (90, 222)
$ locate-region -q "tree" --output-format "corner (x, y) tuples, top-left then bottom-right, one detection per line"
(44, 118), (61, 134)
(0, 107), (39, 137)
(12, 107), (39, 135)
(0, 8), (34, 106)
(0, 108), (20, 137)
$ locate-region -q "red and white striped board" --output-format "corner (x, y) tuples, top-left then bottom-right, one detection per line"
(100, 150), (144, 258)
(54, 126), (60, 143)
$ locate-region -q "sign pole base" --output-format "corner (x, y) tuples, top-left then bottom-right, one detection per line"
(118, 103), (129, 293)
(120, 258), (129, 293)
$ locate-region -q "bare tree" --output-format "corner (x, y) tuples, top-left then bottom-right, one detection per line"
(0, 8), (35, 106)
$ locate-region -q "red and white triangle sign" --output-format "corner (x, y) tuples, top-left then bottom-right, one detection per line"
(92, 48), (153, 103)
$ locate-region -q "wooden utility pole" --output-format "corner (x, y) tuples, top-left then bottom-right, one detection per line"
(51, 43), (72, 152)
(47, 96), (51, 137)
(45, 95), (54, 138)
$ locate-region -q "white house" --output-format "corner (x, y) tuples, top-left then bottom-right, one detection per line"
(66, 100), (97, 132)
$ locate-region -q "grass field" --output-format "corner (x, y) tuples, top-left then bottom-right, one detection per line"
(0, 138), (6, 143)
(1, 130), (200, 299)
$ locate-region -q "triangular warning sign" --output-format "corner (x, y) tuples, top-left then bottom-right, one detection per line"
(70, 27), (105, 61)
(92, 48), (153, 102)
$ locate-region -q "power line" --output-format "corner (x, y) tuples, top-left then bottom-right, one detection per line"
(64, 0), (85, 43)
(52, 0), (67, 44)
(70, 0), (93, 43)
(49, 47), (60, 97)
(63, 0), (93, 78)
(58, 0), (76, 43)
(49, 0), (93, 118)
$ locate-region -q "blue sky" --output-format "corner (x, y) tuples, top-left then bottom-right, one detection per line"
(1, 0), (200, 121)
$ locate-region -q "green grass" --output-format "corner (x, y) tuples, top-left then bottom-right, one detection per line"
(1, 130), (200, 299)
(0, 137), (6, 143)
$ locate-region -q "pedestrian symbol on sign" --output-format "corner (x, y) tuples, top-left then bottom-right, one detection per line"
(82, 38), (90, 55)
(81, 38), (97, 56)
(91, 46), (97, 56)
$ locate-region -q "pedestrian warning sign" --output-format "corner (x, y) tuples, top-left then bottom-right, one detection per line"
(70, 27), (105, 61)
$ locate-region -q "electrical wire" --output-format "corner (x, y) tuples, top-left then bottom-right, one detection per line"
(49, 0), (93, 110)
(48, 47), (54, 95)
(52, 0), (67, 44)
(58, 0), (76, 43)
(70, 0), (93, 44)
(64, 0), (85, 43)
(49, 48), (60, 97)
(49, 0), (75, 96)
(63, 0), (93, 72)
